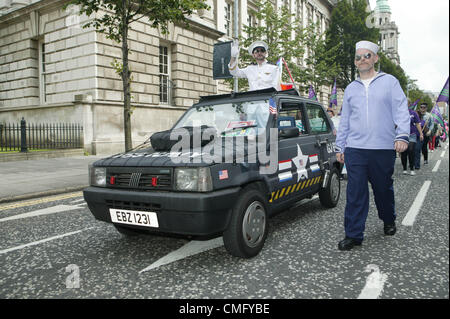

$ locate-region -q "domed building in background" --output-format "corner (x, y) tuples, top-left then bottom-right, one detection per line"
(374, 0), (401, 65)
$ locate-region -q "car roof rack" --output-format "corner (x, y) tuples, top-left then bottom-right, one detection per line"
(198, 87), (302, 103)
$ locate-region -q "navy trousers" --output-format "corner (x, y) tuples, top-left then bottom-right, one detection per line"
(344, 148), (396, 241)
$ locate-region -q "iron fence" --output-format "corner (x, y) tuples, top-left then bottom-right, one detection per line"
(0, 118), (83, 152)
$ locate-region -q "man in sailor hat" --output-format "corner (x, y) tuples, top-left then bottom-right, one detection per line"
(335, 40), (410, 251)
(228, 40), (280, 91)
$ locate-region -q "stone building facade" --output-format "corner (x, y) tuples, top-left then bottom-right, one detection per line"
(1, 0), (337, 155)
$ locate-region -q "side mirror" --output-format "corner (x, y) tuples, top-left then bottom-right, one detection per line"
(279, 127), (299, 139)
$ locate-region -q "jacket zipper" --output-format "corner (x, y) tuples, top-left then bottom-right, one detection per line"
(355, 73), (386, 129)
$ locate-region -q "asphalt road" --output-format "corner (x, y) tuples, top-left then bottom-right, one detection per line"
(0, 144), (448, 302)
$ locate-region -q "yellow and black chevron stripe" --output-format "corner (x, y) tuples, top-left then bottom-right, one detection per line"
(269, 175), (323, 203)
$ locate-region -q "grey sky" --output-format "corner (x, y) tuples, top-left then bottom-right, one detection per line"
(369, 0), (449, 94)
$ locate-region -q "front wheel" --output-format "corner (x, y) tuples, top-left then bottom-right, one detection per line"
(319, 167), (340, 208)
(223, 188), (268, 258)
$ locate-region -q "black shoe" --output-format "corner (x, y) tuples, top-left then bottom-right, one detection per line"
(338, 237), (362, 251)
(384, 223), (397, 236)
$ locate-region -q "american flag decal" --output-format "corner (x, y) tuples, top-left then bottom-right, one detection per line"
(278, 159), (293, 182)
(219, 170), (228, 180)
(269, 98), (277, 114)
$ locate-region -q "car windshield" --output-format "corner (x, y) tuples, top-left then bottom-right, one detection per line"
(174, 100), (271, 136)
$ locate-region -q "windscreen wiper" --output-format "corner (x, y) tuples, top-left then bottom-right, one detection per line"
(220, 124), (257, 135)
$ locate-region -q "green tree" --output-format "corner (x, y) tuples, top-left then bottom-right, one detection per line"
(325, 0), (379, 87)
(227, 0), (307, 91)
(302, 22), (341, 98)
(407, 89), (433, 112)
(65, 0), (209, 152)
(377, 52), (408, 92)
(228, 0), (339, 95)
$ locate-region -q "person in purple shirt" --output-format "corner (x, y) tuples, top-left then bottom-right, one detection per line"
(401, 109), (423, 175)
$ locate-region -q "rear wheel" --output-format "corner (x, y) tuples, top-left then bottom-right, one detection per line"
(319, 167), (340, 208)
(223, 188), (268, 258)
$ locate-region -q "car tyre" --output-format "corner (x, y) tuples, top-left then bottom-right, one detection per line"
(223, 188), (268, 258)
(319, 167), (340, 208)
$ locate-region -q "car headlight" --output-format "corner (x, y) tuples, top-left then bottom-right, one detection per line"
(175, 167), (213, 192)
(89, 166), (106, 187)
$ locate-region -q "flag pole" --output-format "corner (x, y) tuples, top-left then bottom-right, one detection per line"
(281, 58), (299, 94)
(233, 0), (239, 93)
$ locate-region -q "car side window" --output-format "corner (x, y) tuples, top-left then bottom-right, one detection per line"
(306, 103), (330, 134)
(278, 104), (306, 136)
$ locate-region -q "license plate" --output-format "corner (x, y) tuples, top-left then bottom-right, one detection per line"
(109, 208), (159, 228)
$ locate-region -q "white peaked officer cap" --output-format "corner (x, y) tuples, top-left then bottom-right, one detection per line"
(248, 40), (269, 55)
(355, 40), (379, 54)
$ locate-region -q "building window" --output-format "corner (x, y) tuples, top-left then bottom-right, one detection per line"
(307, 4), (313, 25)
(38, 39), (46, 104)
(159, 46), (170, 104)
(296, 0), (303, 22)
(316, 13), (321, 32)
(247, 13), (254, 28)
(225, 2), (232, 37)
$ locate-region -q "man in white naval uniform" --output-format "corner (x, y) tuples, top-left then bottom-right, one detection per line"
(228, 40), (280, 91)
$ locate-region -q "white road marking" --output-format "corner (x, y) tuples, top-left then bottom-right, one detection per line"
(139, 237), (224, 273)
(139, 195), (320, 273)
(0, 228), (94, 255)
(0, 205), (83, 223)
(357, 264), (388, 299)
(402, 181), (432, 226)
(440, 150), (446, 158)
(70, 198), (86, 205)
(292, 194), (319, 209)
(432, 160), (441, 172)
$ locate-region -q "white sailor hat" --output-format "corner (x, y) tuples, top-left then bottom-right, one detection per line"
(355, 40), (379, 54)
(248, 40), (268, 55)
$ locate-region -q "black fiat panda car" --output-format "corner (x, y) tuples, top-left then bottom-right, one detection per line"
(83, 88), (341, 258)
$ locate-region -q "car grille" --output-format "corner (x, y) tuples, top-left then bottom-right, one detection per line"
(105, 199), (161, 211)
(106, 167), (172, 190)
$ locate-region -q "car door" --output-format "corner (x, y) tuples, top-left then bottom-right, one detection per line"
(268, 100), (325, 209)
(304, 102), (335, 183)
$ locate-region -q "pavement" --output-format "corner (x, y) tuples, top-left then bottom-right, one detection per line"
(0, 155), (105, 203)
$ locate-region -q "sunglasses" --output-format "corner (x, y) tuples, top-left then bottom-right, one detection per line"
(253, 48), (266, 53)
(355, 53), (372, 61)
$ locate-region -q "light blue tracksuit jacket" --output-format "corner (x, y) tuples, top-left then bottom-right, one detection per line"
(335, 72), (410, 153)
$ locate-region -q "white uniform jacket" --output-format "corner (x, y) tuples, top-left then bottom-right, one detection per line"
(228, 60), (280, 91)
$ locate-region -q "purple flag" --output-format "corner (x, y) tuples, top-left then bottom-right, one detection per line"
(329, 79), (337, 108)
(308, 85), (317, 101)
(431, 104), (447, 138)
(436, 77), (449, 104)
(408, 98), (420, 110)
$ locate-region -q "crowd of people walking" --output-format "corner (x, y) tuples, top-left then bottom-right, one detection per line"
(401, 102), (448, 175)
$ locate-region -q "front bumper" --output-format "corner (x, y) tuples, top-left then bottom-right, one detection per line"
(83, 186), (241, 236)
